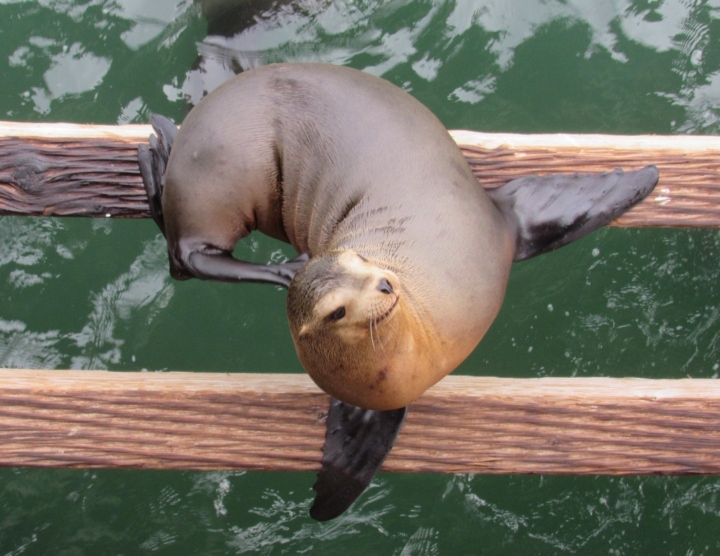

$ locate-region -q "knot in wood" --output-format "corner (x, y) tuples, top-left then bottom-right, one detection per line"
(12, 154), (49, 194)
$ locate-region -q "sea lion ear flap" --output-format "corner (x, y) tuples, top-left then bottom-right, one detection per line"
(309, 399), (407, 521)
(486, 166), (659, 262)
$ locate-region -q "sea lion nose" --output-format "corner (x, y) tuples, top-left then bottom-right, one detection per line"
(377, 278), (394, 295)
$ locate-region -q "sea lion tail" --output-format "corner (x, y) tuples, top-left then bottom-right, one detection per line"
(310, 399), (407, 521)
(487, 165), (659, 262)
(138, 114), (179, 236)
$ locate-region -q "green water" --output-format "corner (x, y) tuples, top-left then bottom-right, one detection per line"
(2, 0), (720, 553)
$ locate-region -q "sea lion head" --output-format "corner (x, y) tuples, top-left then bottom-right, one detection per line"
(287, 250), (432, 410)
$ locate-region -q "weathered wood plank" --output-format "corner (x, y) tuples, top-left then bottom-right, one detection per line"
(452, 131), (720, 228)
(1, 369), (719, 475)
(1, 122), (719, 226)
(0, 126), (148, 217)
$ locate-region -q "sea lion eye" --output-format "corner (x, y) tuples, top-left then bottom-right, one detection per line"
(328, 306), (346, 321)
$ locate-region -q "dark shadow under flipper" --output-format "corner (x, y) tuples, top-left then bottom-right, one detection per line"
(137, 115), (179, 237)
(488, 165), (659, 262)
(310, 399), (407, 521)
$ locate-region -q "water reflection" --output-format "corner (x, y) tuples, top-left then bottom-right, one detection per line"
(190, 470), (240, 517)
(398, 526), (439, 556)
(0, 217), (59, 267)
(1, 0), (720, 554)
(1, 467), (717, 553)
(9, 38), (107, 114)
(158, 0), (720, 134)
(0, 217), (172, 370)
(68, 235), (173, 369)
(3, 0), (720, 133)
(111, 0), (195, 49)
(226, 481), (394, 553)
(436, 474), (720, 553)
(1, 0), (201, 121)
(0, 318), (62, 369)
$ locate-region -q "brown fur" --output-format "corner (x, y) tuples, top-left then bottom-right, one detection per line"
(161, 64), (514, 410)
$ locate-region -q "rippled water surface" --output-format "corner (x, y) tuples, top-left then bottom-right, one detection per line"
(2, 1), (720, 554)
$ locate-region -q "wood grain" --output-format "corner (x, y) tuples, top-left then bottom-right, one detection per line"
(1, 369), (719, 475)
(1, 122), (719, 226)
(0, 135), (147, 217)
(453, 133), (720, 228)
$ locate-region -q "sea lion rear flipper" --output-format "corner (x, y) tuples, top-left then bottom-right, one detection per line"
(310, 399), (407, 521)
(487, 166), (659, 261)
(138, 114), (179, 236)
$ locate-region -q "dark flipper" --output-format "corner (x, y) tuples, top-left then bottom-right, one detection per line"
(181, 249), (309, 288)
(137, 114), (179, 236)
(487, 166), (659, 262)
(310, 399), (407, 521)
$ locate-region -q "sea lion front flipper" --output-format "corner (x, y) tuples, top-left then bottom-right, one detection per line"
(310, 399), (407, 521)
(138, 114), (179, 236)
(487, 165), (659, 262)
(178, 249), (308, 288)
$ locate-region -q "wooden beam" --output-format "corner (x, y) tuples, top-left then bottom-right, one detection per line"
(1, 369), (719, 475)
(0, 121), (719, 226)
(451, 130), (720, 228)
(0, 122), (148, 218)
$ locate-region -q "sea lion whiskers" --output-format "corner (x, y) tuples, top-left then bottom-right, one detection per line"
(369, 317), (384, 352)
(368, 292), (398, 351)
(370, 319), (385, 352)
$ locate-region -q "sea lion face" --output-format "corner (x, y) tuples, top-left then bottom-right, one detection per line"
(298, 251), (399, 342)
(287, 250), (425, 410)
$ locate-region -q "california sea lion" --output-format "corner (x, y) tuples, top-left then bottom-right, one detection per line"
(138, 63), (658, 520)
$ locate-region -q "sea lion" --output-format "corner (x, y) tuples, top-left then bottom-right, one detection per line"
(138, 62), (658, 520)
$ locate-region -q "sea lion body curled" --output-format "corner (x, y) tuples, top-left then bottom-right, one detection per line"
(139, 62), (658, 520)
(155, 63), (515, 410)
(142, 63), (659, 411)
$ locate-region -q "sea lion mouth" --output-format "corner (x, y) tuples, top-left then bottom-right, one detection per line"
(373, 295), (399, 325)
